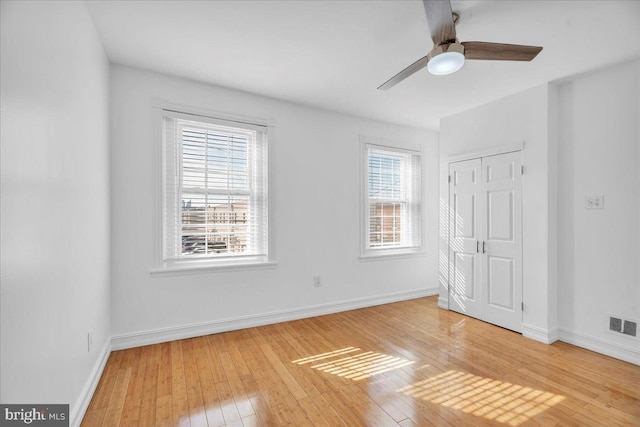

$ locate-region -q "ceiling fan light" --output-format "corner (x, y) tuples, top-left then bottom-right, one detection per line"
(427, 51), (465, 76)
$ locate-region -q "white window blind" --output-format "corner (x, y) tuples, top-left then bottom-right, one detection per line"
(162, 110), (269, 266)
(365, 144), (421, 253)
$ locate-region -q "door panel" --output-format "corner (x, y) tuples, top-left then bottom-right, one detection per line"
(453, 252), (476, 299)
(448, 159), (482, 319)
(481, 151), (522, 332)
(486, 161), (514, 182)
(487, 190), (514, 241)
(448, 151), (522, 333)
(487, 256), (514, 309)
(454, 168), (476, 186)
(453, 193), (475, 238)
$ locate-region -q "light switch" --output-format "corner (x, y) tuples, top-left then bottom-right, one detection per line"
(585, 196), (604, 209)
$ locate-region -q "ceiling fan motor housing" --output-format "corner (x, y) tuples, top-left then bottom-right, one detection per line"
(428, 41), (464, 61)
(427, 41), (465, 75)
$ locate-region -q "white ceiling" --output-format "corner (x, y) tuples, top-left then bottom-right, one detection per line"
(86, 0), (640, 130)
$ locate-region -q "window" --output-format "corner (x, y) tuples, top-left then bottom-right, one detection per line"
(160, 109), (270, 270)
(362, 143), (421, 257)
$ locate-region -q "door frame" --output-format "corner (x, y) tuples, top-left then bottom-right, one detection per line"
(446, 142), (524, 321)
(447, 142), (524, 163)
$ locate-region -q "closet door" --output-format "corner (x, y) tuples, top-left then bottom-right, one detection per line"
(481, 152), (523, 332)
(448, 158), (482, 319)
(448, 151), (523, 333)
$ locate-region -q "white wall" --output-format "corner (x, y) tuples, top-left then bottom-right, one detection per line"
(109, 65), (439, 345)
(557, 60), (640, 364)
(439, 84), (558, 343)
(0, 0), (111, 421)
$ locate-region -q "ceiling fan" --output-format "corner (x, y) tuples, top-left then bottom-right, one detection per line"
(378, 0), (542, 90)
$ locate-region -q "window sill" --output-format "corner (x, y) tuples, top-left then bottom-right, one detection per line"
(359, 251), (426, 262)
(149, 261), (278, 277)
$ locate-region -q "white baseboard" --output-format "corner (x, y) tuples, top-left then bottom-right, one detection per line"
(437, 296), (449, 310)
(70, 339), (111, 427)
(112, 287), (439, 350)
(558, 327), (640, 365)
(522, 323), (558, 344)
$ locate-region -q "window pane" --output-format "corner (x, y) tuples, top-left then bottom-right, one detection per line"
(369, 152), (403, 200)
(205, 132), (248, 191)
(180, 124), (253, 257)
(181, 194), (249, 255)
(369, 202), (403, 247)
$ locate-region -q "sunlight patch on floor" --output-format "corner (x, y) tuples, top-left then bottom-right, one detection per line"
(397, 370), (565, 426)
(291, 347), (361, 364)
(293, 348), (415, 381)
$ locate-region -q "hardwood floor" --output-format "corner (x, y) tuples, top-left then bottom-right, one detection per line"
(82, 296), (640, 426)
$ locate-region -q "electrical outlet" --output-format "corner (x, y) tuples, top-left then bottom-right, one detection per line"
(313, 276), (322, 287)
(585, 196), (604, 209)
(87, 330), (93, 352)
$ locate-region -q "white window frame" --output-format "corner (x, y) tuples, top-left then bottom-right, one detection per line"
(150, 101), (277, 276)
(360, 136), (423, 260)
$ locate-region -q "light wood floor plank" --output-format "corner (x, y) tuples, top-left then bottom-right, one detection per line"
(100, 367), (131, 427)
(154, 395), (172, 427)
(118, 347), (145, 426)
(218, 351), (255, 418)
(182, 339), (209, 427)
(80, 406), (107, 427)
(82, 297), (640, 426)
(157, 342), (173, 398)
(85, 350), (124, 412)
(170, 340), (191, 427)
(215, 380), (243, 426)
(138, 345), (160, 426)
(192, 337), (226, 427)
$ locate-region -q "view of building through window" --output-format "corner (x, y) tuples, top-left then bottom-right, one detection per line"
(179, 124), (252, 256)
(369, 202), (402, 247)
(182, 199), (248, 254)
(368, 151), (405, 248)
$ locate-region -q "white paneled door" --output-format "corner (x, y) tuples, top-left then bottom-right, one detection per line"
(448, 158), (482, 319)
(448, 151), (523, 333)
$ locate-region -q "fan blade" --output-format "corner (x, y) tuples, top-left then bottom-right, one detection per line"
(462, 42), (542, 61)
(377, 55), (430, 90)
(423, 0), (457, 45)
